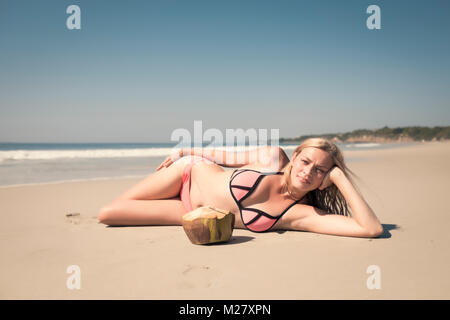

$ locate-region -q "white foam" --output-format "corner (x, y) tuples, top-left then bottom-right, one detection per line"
(0, 148), (175, 162)
(0, 144), (317, 163)
(0, 145), (282, 162)
(345, 143), (381, 148)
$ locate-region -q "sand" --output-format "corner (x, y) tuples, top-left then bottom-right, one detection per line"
(0, 141), (449, 299)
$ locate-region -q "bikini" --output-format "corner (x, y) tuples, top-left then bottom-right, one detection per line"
(179, 156), (214, 212)
(229, 169), (300, 233)
(179, 157), (300, 232)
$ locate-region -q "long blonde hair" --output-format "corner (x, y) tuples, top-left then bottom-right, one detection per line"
(281, 138), (359, 217)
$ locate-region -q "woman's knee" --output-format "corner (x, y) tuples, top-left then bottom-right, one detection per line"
(98, 202), (121, 225)
(97, 205), (111, 225)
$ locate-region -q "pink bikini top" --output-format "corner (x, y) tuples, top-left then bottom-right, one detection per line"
(229, 169), (300, 233)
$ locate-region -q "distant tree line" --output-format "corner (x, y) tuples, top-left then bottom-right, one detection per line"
(279, 126), (450, 143)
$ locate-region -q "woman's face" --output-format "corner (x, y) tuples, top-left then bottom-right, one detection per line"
(290, 147), (334, 192)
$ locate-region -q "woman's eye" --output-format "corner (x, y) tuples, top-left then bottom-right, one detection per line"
(301, 160), (308, 164)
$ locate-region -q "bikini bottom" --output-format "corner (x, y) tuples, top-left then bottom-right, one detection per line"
(179, 155), (213, 212)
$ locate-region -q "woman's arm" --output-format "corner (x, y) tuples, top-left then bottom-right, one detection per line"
(285, 168), (383, 238)
(183, 146), (288, 168)
(331, 168), (382, 234)
(157, 146), (289, 170)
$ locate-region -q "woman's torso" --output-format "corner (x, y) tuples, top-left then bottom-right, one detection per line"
(188, 162), (304, 230)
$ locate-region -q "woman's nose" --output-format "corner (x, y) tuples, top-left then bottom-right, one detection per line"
(303, 164), (313, 176)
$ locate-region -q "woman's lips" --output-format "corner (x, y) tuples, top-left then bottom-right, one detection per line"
(297, 175), (310, 184)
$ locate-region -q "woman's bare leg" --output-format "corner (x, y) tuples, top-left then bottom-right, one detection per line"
(98, 198), (185, 226)
(115, 160), (187, 201)
(98, 160), (188, 226)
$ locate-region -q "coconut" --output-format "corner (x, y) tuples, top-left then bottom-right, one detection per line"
(181, 206), (235, 245)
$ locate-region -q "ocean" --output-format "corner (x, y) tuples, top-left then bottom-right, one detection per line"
(0, 142), (412, 187)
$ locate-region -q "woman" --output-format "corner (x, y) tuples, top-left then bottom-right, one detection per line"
(98, 138), (383, 238)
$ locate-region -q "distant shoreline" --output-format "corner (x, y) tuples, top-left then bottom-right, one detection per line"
(280, 125), (450, 144)
(1, 126), (449, 145)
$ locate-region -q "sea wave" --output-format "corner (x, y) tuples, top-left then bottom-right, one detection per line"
(0, 148), (173, 161)
(0, 145), (265, 162)
(0, 143), (383, 162)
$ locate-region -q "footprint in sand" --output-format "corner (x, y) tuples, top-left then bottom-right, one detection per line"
(178, 264), (219, 289)
(66, 213), (81, 224)
(65, 213), (97, 225)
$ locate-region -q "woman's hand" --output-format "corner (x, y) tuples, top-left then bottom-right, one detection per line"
(318, 166), (344, 190)
(156, 149), (183, 171)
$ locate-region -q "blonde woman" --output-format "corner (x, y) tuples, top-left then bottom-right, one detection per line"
(98, 138), (383, 238)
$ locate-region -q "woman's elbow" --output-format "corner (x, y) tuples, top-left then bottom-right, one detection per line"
(366, 224), (384, 238)
(267, 146), (289, 170)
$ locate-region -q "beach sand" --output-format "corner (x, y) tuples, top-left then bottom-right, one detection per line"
(0, 141), (449, 299)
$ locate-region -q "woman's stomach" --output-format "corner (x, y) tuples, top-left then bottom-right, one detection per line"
(189, 163), (237, 211)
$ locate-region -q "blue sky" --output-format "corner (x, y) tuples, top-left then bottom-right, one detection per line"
(1, 0), (449, 142)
